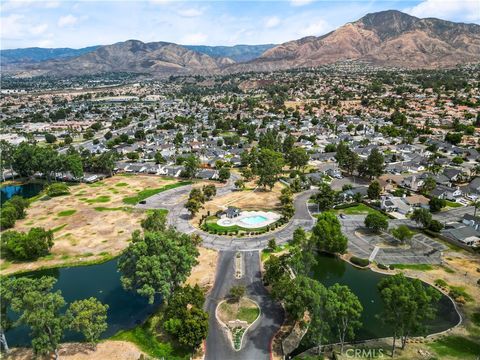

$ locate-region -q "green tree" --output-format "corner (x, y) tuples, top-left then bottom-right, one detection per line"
(411, 208), (432, 228)
(312, 212), (348, 254)
(328, 284), (363, 353)
(365, 148), (385, 179)
(66, 298), (108, 348)
(391, 225), (413, 243)
(46, 183), (70, 197)
(202, 184), (217, 200)
(421, 176), (436, 195)
(154, 151), (166, 164)
(256, 149), (284, 190)
(444, 132), (463, 145)
(378, 273), (441, 355)
(1, 228), (54, 261)
(234, 179), (245, 190)
(162, 285), (208, 349)
(218, 167), (230, 182)
(315, 183), (336, 211)
(141, 210), (167, 232)
(429, 197), (446, 213)
(118, 229), (200, 304)
(288, 147), (309, 170)
(8, 277), (65, 359)
(182, 155), (200, 179)
(185, 198), (202, 217)
(364, 213), (388, 233)
(367, 181), (381, 200)
(229, 285), (246, 302)
(45, 133), (56, 144)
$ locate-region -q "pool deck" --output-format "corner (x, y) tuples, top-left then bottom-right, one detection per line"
(217, 210), (281, 229)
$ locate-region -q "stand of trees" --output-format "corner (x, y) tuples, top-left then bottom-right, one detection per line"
(378, 273), (441, 356)
(118, 211), (201, 304)
(264, 234), (362, 353)
(0, 227), (54, 261)
(1, 277), (108, 358)
(0, 195), (30, 230)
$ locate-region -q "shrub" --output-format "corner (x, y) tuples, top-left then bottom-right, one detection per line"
(46, 183), (70, 197)
(350, 256), (369, 267)
(0, 195), (30, 230)
(435, 279), (448, 287)
(428, 220), (444, 232)
(377, 263), (389, 270)
(0, 227), (54, 260)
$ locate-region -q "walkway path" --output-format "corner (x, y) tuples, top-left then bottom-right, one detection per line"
(137, 177), (316, 251)
(204, 251), (284, 360)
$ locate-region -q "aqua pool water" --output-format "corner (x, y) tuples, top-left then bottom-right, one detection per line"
(241, 215), (268, 225)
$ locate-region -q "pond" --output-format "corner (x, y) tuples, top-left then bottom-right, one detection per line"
(294, 253), (460, 353)
(5, 259), (159, 347)
(0, 183), (44, 205)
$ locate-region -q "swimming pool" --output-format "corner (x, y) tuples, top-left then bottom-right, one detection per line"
(241, 215), (268, 225)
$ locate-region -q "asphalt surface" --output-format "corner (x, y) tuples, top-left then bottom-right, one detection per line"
(137, 177), (316, 250)
(339, 214), (446, 265)
(204, 251), (284, 360)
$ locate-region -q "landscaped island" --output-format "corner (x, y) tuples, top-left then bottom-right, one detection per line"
(202, 206), (284, 236)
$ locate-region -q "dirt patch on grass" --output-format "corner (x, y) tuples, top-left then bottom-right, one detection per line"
(186, 247), (218, 292)
(192, 180), (284, 226)
(1, 175), (178, 275)
(6, 341), (144, 360)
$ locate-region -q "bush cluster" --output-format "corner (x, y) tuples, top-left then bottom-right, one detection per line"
(0, 195), (30, 230)
(350, 256), (370, 267)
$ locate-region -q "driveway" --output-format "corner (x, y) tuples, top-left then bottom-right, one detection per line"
(204, 251), (284, 360)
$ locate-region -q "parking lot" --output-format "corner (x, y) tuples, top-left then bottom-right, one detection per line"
(339, 214), (447, 265)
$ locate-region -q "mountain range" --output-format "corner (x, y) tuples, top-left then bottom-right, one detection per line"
(2, 10), (479, 77)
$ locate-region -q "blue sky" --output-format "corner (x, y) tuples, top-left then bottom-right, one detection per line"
(1, 0), (479, 49)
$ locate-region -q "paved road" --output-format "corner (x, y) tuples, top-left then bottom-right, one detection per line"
(432, 206), (475, 223)
(138, 178), (316, 251)
(204, 251), (284, 360)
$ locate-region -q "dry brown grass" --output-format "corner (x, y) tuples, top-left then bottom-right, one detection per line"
(186, 247), (218, 292)
(1, 175), (178, 275)
(6, 341), (144, 360)
(191, 179), (284, 226)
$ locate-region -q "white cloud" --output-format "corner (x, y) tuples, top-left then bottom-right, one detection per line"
(29, 23), (48, 35)
(58, 14), (78, 27)
(1, 14), (25, 38)
(177, 8), (203, 17)
(298, 20), (330, 36)
(265, 16), (280, 28)
(37, 38), (54, 47)
(181, 32), (207, 44)
(290, 0), (315, 7)
(405, 0), (480, 22)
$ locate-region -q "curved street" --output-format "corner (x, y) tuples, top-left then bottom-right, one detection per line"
(137, 178), (317, 359)
(204, 250), (284, 360)
(137, 177), (316, 250)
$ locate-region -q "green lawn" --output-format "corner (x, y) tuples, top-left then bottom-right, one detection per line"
(391, 263), (434, 271)
(51, 224), (68, 232)
(94, 206), (131, 212)
(445, 200), (463, 208)
(111, 324), (190, 360)
(202, 215), (273, 234)
(57, 210), (76, 217)
(427, 336), (480, 359)
(85, 195), (111, 204)
(238, 306), (260, 323)
(122, 181), (192, 205)
(334, 204), (387, 218)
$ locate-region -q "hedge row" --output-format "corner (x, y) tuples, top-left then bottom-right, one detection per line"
(350, 256), (370, 267)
